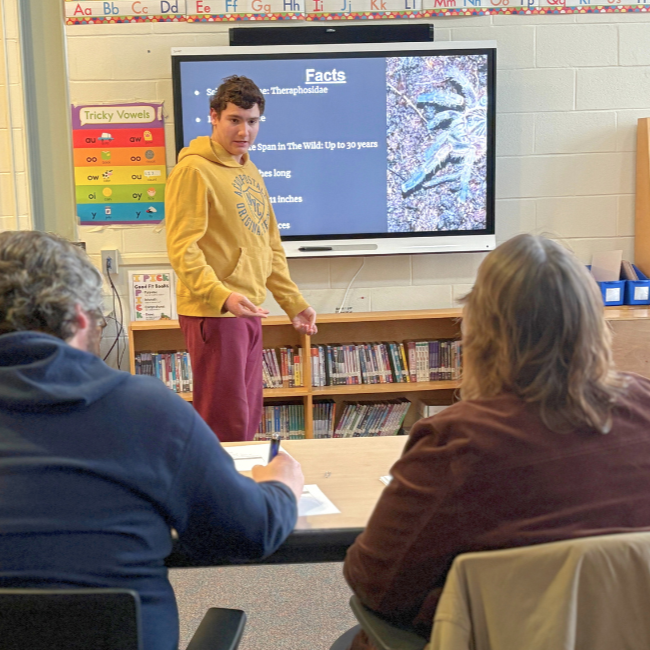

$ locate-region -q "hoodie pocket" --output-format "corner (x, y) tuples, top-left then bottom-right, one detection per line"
(223, 247), (273, 305)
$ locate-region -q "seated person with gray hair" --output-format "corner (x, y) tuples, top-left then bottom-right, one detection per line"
(344, 234), (650, 650)
(0, 230), (304, 650)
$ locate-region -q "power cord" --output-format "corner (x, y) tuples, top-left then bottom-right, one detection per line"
(103, 256), (125, 368)
(338, 258), (366, 314)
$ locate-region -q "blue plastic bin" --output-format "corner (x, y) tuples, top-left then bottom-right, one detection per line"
(624, 265), (650, 305)
(598, 280), (625, 306)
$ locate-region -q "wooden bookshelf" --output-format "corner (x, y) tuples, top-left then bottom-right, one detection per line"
(128, 309), (463, 439)
(129, 306), (650, 438)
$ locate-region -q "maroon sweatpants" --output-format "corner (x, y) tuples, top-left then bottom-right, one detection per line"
(179, 315), (263, 442)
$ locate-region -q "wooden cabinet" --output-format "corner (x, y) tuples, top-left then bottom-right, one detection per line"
(128, 309), (463, 438)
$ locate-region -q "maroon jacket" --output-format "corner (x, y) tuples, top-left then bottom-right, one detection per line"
(344, 374), (650, 649)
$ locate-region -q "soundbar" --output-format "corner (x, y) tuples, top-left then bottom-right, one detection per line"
(230, 24), (434, 47)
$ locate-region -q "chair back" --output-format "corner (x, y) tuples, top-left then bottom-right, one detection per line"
(0, 588), (142, 650)
(430, 532), (650, 650)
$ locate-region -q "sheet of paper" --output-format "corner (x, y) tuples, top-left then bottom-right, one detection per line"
(590, 250), (622, 282)
(298, 484), (340, 517)
(379, 475), (393, 486)
(225, 443), (295, 472)
(224, 444), (271, 472)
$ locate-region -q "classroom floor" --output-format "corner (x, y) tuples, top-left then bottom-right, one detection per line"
(171, 563), (357, 650)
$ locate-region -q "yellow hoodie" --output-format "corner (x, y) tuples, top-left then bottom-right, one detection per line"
(165, 136), (309, 319)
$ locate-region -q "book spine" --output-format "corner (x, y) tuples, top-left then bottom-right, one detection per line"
(280, 348), (288, 388)
(343, 345), (351, 385)
(388, 343), (399, 383)
(273, 405), (281, 437)
(326, 345), (334, 386)
(378, 344), (389, 383)
(300, 404), (305, 439)
(318, 346), (325, 387)
(338, 403), (355, 438)
(371, 403), (386, 436)
(181, 353), (189, 392)
(288, 347), (295, 388)
(417, 342), (427, 382)
(370, 345), (381, 384)
(365, 404), (379, 437)
(310, 346), (317, 387)
(431, 341), (440, 381)
(443, 341), (450, 380)
(346, 404), (361, 438)
(338, 346), (346, 386)
(384, 401), (398, 436)
(375, 403), (390, 436)
(186, 353), (193, 392)
(358, 345), (367, 384)
(406, 342), (417, 382)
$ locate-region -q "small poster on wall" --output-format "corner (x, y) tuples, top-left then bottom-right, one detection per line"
(72, 102), (166, 225)
(129, 270), (177, 321)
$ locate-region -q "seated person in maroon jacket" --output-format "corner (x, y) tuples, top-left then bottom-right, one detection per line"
(344, 234), (650, 650)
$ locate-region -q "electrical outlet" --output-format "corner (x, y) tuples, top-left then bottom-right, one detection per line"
(101, 249), (120, 275)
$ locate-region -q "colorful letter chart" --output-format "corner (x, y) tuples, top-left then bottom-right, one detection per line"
(72, 102), (166, 225)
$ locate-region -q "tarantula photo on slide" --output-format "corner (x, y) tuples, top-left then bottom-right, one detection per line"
(386, 55), (488, 233)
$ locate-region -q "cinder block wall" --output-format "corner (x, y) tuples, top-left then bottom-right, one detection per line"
(64, 15), (650, 362)
(0, 0), (30, 231)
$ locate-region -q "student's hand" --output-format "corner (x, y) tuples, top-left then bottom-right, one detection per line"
(292, 307), (318, 335)
(252, 452), (304, 503)
(224, 292), (270, 318)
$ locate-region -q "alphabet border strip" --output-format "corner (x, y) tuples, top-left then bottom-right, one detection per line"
(65, 2), (650, 23)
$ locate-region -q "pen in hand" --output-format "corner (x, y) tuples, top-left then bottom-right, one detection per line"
(252, 438), (304, 502)
(268, 433), (281, 463)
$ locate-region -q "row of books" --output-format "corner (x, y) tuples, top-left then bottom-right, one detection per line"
(256, 403), (306, 440)
(253, 399), (412, 439)
(135, 339), (460, 395)
(134, 351), (193, 393)
(310, 340), (462, 386)
(254, 400), (337, 440)
(333, 399), (411, 438)
(262, 347), (304, 389)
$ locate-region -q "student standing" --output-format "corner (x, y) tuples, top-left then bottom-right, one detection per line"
(166, 76), (317, 442)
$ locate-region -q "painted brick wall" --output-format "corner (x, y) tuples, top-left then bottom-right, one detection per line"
(0, 0), (30, 232)
(64, 14), (650, 362)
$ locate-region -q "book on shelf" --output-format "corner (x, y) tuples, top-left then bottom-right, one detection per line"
(263, 347), (304, 389)
(310, 340), (461, 387)
(255, 402), (306, 440)
(313, 399), (336, 439)
(333, 399), (411, 438)
(134, 351), (193, 393)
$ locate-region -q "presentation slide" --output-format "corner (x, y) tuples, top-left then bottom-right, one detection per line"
(178, 53), (488, 238)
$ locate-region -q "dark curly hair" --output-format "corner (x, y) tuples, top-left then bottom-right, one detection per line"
(0, 231), (103, 340)
(210, 75), (265, 117)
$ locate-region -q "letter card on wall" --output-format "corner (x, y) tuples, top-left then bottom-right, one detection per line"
(72, 102), (166, 225)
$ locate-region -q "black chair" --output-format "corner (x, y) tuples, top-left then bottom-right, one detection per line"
(330, 596), (427, 650)
(0, 588), (246, 650)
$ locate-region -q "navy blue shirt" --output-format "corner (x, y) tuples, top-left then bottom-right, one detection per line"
(0, 332), (297, 650)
